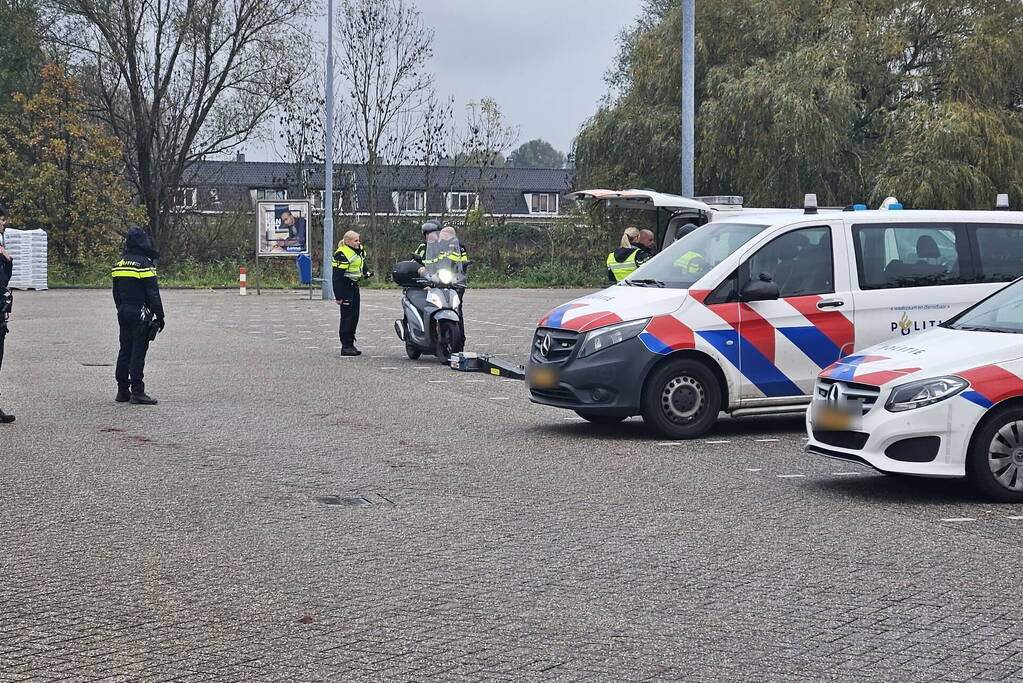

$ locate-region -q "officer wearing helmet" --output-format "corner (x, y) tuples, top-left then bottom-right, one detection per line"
(412, 220), (441, 263)
(672, 222), (707, 275)
(111, 227), (165, 405)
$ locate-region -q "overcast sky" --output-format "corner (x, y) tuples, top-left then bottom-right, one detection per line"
(251, 0), (646, 162)
(421, 0), (646, 156)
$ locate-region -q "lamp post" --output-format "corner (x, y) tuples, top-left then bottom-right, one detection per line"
(322, 0), (335, 300)
(680, 0), (695, 198)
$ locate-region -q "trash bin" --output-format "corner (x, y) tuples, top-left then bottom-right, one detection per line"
(296, 253), (312, 285)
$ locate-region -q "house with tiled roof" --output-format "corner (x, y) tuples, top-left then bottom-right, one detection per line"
(177, 156), (576, 221)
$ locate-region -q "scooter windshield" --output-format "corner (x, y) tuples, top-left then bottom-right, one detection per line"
(423, 236), (466, 286)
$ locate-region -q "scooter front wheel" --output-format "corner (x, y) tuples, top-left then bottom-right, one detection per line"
(436, 320), (458, 364)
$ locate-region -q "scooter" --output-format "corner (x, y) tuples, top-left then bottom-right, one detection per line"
(391, 240), (467, 363)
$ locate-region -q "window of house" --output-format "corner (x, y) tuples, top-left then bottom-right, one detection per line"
(393, 190), (426, 213)
(528, 193), (559, 214)
(173, 187), (197, 209)
(317, 190), (344, 210)
(446, 192), (478, 213)
(853, 223), (967, 289)
(253, 188), (288, 202)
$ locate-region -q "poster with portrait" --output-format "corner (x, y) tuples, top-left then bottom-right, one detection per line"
(257, 200), (310, 256)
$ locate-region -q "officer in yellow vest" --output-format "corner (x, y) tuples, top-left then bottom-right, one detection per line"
(607, 227), (655, 282)
(111, 227), (164, 404)
(332, 230), (372, 356)
(672, 223), (707, 275)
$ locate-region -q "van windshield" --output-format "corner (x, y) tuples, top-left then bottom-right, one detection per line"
(624, 222), (770, 289)
(944, 279), (1023, 334)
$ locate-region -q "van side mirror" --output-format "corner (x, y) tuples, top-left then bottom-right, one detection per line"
(740, 272), (779, 302)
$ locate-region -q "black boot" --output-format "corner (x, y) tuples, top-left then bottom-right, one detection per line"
(0, 408), (14, 424)
(129, 392), (158, 405)
(115, 388), (131, 403)
(340, 346), (359, 356)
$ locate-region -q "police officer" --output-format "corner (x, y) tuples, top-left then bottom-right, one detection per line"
(606, 227), (655, 282)
(672, 223), (707, 275)
(412, 220), (441, 262)
(333, 230), (372, 356)
(0, 205), (15, 423)
(112, 227), (164, 405)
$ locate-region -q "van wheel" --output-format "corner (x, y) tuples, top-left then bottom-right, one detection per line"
(641, 358), (721, 439)
(967, 405), (1023, 502)
(574, 411), (627, 425)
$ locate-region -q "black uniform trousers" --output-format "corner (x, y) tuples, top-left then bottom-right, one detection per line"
(337, 281), (360, 347)
(115, 306), (151, 394)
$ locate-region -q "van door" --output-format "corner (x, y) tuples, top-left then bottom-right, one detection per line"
(734, 222), (855, 400)
(849, 221), (994, 350)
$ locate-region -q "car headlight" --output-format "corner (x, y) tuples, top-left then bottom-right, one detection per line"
(884, 376), (968, 412)
(426, 290), (444, 308)
(577, 319), (650, 358)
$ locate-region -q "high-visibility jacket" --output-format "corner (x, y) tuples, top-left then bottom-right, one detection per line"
(673, 250), (707, 275)
(332, 244), (366, 281)
(606, 248), (640, 282)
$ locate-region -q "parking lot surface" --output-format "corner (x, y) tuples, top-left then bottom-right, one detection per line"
(3, 287), (1023, 681)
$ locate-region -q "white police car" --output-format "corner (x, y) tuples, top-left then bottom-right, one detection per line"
(807, 275), (1023, 501)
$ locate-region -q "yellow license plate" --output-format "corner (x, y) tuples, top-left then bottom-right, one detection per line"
(527, 366), (559, 389)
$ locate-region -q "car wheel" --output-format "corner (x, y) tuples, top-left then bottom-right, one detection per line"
(967, 405), (1023, 502)
(574, 411), (627, 425)
(641, 358), (721, 439)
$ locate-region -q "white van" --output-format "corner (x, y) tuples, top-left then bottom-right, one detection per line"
(528, 193), (1023, 438)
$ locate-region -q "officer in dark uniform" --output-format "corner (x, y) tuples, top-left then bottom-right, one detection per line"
(112, 227), (164, 404)
(332, 230), (372, 356)
(0, 205), (14, 423)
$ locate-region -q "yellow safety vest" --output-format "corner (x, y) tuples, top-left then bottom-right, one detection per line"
(674, 250), (706, 275)
(111, 259), (157, 279)
(606, 249), (640, 281)
(332, 244), (365, 280)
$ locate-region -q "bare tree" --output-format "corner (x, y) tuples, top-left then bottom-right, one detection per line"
(457, 97), (519, 224)
(409, 90), (453, 222)
(337, 0), (433, 250)
(45, 0), (312, 255)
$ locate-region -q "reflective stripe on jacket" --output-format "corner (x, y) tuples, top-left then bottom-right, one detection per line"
(332, 244), (365, 280)
(606, 249), (640, 281)
(673, 250), (706, 274)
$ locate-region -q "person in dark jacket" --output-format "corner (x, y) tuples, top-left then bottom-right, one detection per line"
(112, 227), (165, 404)
(332, 230), (372, 356)
(0, 205), (14, 423)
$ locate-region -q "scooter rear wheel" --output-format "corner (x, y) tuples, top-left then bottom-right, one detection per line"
(405, 344), (421, 360)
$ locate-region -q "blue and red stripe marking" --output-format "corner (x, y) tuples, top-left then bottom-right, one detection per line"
(958, 365), (1023, 409)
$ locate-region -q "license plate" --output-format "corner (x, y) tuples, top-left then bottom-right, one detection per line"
(527, 365), (559, 389)
(810, 400), (862, 431)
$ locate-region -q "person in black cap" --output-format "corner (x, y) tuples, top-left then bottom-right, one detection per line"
(112, 227), (165, 404)
(0, 205), (14, 423)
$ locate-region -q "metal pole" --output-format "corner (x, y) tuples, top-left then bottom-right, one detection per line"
(322, 0), (335, 300)
(680, 0), (695, 198)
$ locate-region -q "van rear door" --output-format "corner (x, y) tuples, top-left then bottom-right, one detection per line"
(567, 189), (713, 249)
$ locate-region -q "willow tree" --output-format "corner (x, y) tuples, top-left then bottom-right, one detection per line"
(575, 0), (1023, 209)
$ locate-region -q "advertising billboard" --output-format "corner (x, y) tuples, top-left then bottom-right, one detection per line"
(257, 201), (310, 256)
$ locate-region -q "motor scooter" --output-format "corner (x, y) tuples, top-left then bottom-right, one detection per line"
(392, 238), (466, 363)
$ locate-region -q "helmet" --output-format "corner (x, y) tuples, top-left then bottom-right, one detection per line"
(421, 220), (441, 236)
(675, 223), (699, 241)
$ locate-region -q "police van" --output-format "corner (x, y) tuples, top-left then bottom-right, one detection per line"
(528, 191), (1023, 438)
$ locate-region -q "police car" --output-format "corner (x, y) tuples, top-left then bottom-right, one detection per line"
(807, 275), (1023, 501)
(528, 192), (1023, 439)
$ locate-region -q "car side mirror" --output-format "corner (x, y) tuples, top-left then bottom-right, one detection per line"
(740, 272), (779, 302)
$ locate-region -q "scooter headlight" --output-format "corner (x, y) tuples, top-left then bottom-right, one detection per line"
(426, 290), (444, 308)
(437, 269), (454, 285)
(884, 376), (967, 412)
(577, 319), (650, 358)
